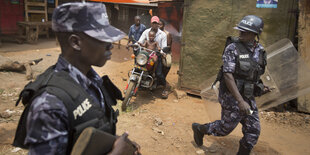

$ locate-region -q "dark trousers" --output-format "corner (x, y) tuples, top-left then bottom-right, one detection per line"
(156, 56), (170, 86)
(202, 98), (260, 150)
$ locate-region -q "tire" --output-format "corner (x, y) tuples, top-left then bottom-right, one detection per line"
(122, 81), (136, 111)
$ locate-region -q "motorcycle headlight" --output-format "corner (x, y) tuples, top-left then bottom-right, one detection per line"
(136, 54), (148, 66)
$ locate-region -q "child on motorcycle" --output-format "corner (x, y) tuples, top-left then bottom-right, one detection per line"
(139, 30), (160, 62)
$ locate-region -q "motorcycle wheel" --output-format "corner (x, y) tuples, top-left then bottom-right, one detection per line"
(122, 81), (136, 111)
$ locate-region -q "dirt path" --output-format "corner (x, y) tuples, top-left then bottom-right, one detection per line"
(0, 41), (309, 155)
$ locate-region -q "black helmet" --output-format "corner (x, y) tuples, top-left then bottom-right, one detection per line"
(234, 15), (264, 35)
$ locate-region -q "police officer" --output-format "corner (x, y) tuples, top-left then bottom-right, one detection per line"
(13, 2), (140, 154)
(192, 15), (270, 155)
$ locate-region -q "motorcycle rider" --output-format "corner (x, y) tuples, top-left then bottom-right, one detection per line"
(138, 16), (169, 99)
(192, 15), (270, 155)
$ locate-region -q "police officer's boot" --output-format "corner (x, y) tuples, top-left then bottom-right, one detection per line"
(237, 143), (251, 155)
(192, 123), (208, 146)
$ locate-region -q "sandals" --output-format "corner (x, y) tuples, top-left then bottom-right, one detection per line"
(161, 90), (169, 99)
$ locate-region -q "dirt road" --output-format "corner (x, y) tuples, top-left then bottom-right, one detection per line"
(0, 40), (309, 155)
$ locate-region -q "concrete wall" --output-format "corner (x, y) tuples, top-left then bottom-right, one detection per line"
(179, 0), (298, 93)
(297, 0), (310, 113)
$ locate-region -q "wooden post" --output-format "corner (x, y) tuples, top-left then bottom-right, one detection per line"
(25, 0), (29, 21)
(44, 0), (48, 21)
(297, 0), (310, 113)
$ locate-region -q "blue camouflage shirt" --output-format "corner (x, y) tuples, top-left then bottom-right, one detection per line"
(222, 42), (263, 73)
(128, 24), (146, 43)
(219, 42), (264, 107)
(25, 55), (105, 155)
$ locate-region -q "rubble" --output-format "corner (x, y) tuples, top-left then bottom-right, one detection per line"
(209, 148), (217, 153)
(305, 116), (310, 124)
(0, 109), (15, 118)
(260, 111), (310, 127)
(0, 111), (12, 119)
(152, 127), (164, 136)
(154, 117), (163, 126)
(11, 147), (21, 153)
(5, 109), (15, 115)
(196, 149), (204, 154)
(174, 89), (187, 99)
(151, 136), (158, 141)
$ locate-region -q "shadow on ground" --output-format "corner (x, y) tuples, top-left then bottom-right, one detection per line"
(190, 135), (280, 155)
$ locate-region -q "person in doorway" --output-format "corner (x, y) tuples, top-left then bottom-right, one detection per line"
(192, 15), (271, 155)
(159, 19), (172, 47)
(158, 18), (172, 95)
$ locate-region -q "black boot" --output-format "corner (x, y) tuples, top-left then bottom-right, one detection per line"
(237, 143), (251, 155)
(192, 123), (205, 146)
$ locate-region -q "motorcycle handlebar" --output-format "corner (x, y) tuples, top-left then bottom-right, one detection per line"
(129, 43), (161, 53)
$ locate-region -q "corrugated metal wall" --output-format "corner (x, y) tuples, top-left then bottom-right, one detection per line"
(179, 0), (298, 94)
(297, 0), (310, 113)
(0, 0), (24, 34)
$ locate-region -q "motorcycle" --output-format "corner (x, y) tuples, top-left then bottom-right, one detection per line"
(122, 43), (170, 111)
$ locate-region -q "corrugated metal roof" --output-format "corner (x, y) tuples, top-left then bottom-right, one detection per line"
(90, 0), (158, 6)
(90, 0), (150, 3)
(114, 2), (157, 6)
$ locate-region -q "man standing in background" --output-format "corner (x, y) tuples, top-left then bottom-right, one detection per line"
(127, 16), (146, 52)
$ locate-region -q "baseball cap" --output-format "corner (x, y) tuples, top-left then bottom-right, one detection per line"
(52, 2), (125, 42)
(151, 16), (160, 23)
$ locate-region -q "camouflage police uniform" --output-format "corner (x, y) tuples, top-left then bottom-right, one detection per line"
(25, 56), (107, 154)
(17, 2), (125, 154)
(202, 42), (264, 150)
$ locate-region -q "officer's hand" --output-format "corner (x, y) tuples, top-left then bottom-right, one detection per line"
(108, 132), (135, 155)
(126, 44), (130, 50)
(122, 135), (141, 155)
(238, 100), (251, 115)
(131, 140), (141, 155)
